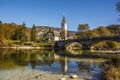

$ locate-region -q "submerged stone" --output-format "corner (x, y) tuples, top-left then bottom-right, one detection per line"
(69, 74), (78, 79)
(60, 77), (66, 80)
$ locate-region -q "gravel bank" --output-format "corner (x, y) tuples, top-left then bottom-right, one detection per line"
(0, 68), (98, 80)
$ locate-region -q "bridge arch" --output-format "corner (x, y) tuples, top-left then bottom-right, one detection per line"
(54, 36), (120, 50)
(64, 42), (82, 50)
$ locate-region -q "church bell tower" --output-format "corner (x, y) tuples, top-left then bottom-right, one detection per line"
(61, 16), (67, 40)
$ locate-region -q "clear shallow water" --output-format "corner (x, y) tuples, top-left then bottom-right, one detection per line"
(0, 49), (108, 80)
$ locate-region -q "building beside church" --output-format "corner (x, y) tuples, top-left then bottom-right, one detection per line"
(36, 27), (60, 41)
(44, 28), (60, 41)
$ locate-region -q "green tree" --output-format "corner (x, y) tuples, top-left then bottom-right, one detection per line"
(60, 30), (66, 40)
(76, 32), (88, 38)
(72, 34), (77, 39)
(97, 26), (112, 36)
(3, 23), (12, 40)
(116, 1), (120, 11)
(87, 30), (100, 37)
(13, 22), (27, 42)
(0, 21), (5, 42)
(107, 25), (120, 35)
(106, 41), (118, 49)
(30, 24), (37, 41)
(78, 24), (89, 32)
(13, 25), (21, 40)
(20, 22), (27, 42)
(116, 1), (120, 20)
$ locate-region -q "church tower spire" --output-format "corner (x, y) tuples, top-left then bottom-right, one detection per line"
(61, 16), (67, 40)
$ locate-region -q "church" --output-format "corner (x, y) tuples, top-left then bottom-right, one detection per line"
(36, 17), (73, 41)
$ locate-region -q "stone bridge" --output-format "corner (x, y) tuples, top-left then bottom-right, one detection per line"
(54, 36), (120, 50)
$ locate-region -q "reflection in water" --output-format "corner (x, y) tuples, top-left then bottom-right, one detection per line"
(0, 49), (55, 70)
(66, 49), (82, 55)
(0, 49), (119, 80)
(60, 57), (67, 74)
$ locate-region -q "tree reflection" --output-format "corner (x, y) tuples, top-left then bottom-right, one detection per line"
(0, 49), (55, 70)
(30, 53), (37, 69)
(42, 52), (54, 66)
(0, 49), (20, 70)
(77, 60), (104, 73)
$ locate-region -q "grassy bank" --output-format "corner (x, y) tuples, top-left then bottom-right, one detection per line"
(103, 66), (120, 80)
(0, 40), (55, 49)
(102, 57), (120, 80)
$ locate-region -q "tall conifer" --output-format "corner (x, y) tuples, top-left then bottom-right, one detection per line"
(30, 24), (37, 41)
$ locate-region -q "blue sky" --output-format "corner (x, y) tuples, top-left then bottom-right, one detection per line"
(0, 0), (119, 31)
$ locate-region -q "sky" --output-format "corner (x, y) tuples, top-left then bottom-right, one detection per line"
(0, 0), (120, 31)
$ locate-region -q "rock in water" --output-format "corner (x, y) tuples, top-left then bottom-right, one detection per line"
(60, 78), (66, 80)
(69, 74), (78, 79)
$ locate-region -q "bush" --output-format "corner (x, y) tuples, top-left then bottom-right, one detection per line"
(103, 66), (120, 80)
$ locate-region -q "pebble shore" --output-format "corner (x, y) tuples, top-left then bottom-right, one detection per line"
(0, 68), (96, 80)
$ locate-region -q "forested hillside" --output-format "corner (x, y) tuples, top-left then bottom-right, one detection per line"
(0, 21), (31, 46)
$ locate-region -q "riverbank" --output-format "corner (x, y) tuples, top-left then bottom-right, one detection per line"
(0, 41), (55, 49)
(91, 50), (120, 54)
(0, 44), (54, 49)
(0, 46), (41, 49)
(0, 68), (101, 80)
(103, 66), (120, 80)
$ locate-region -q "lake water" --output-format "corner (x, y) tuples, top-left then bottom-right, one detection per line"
(0, 49), (117, 80)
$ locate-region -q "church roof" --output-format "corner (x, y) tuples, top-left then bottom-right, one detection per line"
(45, 32), (54, 38)
(53, 31), (60, 37)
